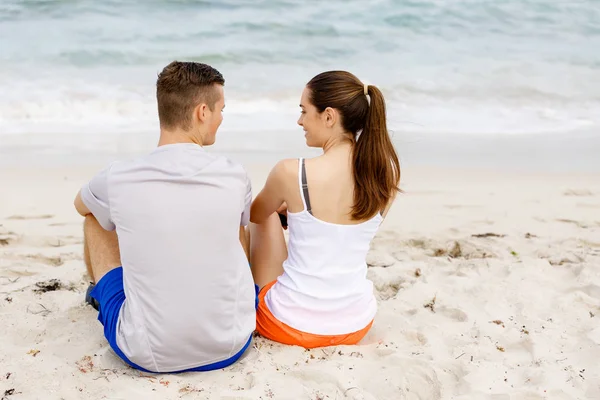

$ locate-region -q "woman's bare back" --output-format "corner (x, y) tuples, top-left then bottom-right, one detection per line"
(285, 144), (376, 225)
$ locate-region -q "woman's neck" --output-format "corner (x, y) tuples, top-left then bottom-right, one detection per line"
(322, 136), (353, 154)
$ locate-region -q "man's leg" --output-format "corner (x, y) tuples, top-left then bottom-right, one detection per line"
(83, 239), (93, 280)
(82, 215), (142, 370)
(83, 214), (121, 283)
(249, 213), (287, 289)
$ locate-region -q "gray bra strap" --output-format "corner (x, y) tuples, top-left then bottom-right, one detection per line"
(301, 158), (313, 215)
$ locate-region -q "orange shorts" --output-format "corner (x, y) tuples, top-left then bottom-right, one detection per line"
(256, 280), (373, 349)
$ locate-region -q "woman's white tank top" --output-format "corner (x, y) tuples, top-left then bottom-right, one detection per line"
(264, 158), (381, 335)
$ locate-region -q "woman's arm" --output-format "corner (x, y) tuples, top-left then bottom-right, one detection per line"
(250, 160), (292, 223)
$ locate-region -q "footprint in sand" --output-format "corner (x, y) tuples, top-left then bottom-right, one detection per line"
(2, 268), (38, 277)
(432, 240), (496, 260)
(444, 204), (482, 209)
(576, 203), (600, 209)
(22, 254), (66, 267)
(0, 236), (14, 246)
(7, 214), (54, 220)
(366, 252), (397, 268)
(437, 306), (469, 322)
(563, 189), (594, 197)
(362, 356), (442, 400)
(548, 253), (584, 266)
(375, 281), (403, 301)
(406, 238), (435, 249)
(45, 236), (83, 248)
(369, 272), (405, 301)
(536, 244), (586, 266)
(556, 218), (590, 229)
(0, 229), (18, 246)
(474, 219), (495, 225)
(577, 239), (600, 248)
(577, 284), (600, 302)
(287, 369), (345, 391)
(403, 330), (428, 346)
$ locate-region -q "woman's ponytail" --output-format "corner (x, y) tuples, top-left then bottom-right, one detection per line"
(351, 85), (400, 220)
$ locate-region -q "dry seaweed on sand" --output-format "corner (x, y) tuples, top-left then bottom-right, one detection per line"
(33, 279), (62, 293)
(471, 233), (505, 238)
(424, 295), (437, 313)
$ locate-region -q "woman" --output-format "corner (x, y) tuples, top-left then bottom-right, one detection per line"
(249, 70), (400, 348)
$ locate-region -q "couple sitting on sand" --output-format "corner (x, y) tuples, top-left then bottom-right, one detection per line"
(73, 61), (400, 373)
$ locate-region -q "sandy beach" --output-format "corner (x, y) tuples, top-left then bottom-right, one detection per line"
(1, 159), (599, 400)
(2, 0), (600, 397)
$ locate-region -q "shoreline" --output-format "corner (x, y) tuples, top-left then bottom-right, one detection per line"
(0, 129), (598, 173)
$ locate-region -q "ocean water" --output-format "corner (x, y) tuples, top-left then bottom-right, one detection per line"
(0, 0), (599, 157)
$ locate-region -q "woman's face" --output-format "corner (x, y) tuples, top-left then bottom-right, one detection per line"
(297, 87), (327, 148)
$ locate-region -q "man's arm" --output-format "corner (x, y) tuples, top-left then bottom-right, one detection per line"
(75, 165), (115, 231)
(74, 190), (92, 217)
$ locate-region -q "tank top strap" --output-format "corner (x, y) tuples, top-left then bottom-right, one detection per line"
(297, 158), (313, 215)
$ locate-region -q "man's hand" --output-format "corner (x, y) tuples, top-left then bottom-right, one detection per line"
(277, 202), (288, 230)
(276, 202), (288, 217)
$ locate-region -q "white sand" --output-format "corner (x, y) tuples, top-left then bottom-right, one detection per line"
(1, 163), (599, 400)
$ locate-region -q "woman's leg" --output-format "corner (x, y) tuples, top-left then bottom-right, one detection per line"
(249, 213), (287, 289)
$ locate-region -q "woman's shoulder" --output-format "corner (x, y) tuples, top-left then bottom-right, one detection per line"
(269, 156), (325, 182)
(266, 158), (300, 187)
(270, 158), (299, 175)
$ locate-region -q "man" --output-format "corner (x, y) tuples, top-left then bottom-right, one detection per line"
(74, 61), (256, 373)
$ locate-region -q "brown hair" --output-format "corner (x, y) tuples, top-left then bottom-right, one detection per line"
(306, 71), (400, 220)
(156, 61), (225, 130)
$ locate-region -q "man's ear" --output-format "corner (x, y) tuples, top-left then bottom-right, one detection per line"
(324, 107), (336, 128)
(194, 103), (208, 123)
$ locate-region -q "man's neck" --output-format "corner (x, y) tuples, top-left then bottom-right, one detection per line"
(157, 129), (203, 147)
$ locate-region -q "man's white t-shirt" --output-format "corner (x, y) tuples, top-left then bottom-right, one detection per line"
(80, 143), (256, 373)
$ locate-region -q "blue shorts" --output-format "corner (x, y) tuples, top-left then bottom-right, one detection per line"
(90, 267), (259, 373)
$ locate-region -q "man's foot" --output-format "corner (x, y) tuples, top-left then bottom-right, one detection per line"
(85, 282), (99, 311)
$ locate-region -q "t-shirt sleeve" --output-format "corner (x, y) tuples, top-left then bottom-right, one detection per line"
(240, 174), (252, 227)
(80, 165), (115, 231)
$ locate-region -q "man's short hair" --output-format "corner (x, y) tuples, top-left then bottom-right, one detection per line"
(156, 61), (225, 131)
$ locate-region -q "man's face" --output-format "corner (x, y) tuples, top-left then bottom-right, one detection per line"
(189, 84), (224, 146)
(201, 84), (224, 146)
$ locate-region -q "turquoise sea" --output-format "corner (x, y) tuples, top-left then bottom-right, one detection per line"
(0, 0), (599, 165)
